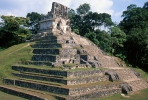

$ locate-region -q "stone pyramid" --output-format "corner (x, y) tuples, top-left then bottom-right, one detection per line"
(31, 2), (123, 69)
(1, 2), (148, 100)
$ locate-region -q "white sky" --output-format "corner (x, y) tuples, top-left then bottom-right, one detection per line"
(0, 0), (147, 22)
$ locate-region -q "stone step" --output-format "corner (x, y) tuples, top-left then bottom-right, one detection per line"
(0, 85), (56, 100)
(67, 75), (109, 85)
(12, 71), (108, 86)
(42, 35), (57, 40)
(114, 69), (138, 81)
(1, 80), (121, 100)
(32, 48), (77, 56)
(128, 79), (148, 91)
(33, 48), (60, 54)
(36, 40), (58, 43)
(68, 81), (122, 95)
(36, 39), (66, 44)
(12, 72), (67, 85)
(17, 71), (65, 78)
(32, 54), (59, 62)
(31, 43), (62, 48)
(67, 69), (105, 78)
(68, 88), (121, 100)
(12, 65), (67, 77)
(3, 78), (69, 95)
(0, 85), (66, 100)
(3, 78), (123, 97)
(12, 65), (108, 79)
(26, 61), (53, 66)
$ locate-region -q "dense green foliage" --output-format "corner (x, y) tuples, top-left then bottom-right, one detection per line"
(69, 3), (126, 58)
(0, 12), (42, 49)
(119, 2), (148, 70)
(26, 12), (43, 34)
(70, 2), (148, 71)
(0, 16), (31, 48)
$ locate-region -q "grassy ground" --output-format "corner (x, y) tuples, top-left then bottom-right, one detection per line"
(94, 88), (148, 100)
(0, 42), (33, 84)
(0, 91), (27, 100)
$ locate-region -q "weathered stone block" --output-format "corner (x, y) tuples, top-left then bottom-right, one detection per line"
(12, 66), (67, 77)
(31, 43), (62, 48)
(32, 55), (57, 62)
(33, 48), (60, 54)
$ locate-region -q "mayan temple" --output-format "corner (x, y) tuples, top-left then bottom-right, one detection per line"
(1, 2), (148, 100)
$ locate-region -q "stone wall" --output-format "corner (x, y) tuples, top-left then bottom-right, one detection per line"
(32, 55), (57, 62)
(40, 20), (53, 30)
(31, 43), (62, 48)
(12, 66), (107, 78)
(51, 2), (69, 18)
(67, 75), (109, 85)
(3, 79), (69, 95)
(3, 78), (122, 97)
(68, 83), (121, 95)
(26, 61), (52, 66)
(33, 48), (60, 54)
(12, 66), (67, 77)
(68, 88), (121, 100)
(12, 72), (108, 85)
(0, 85), (45, 100)
(67, 69), (105, 78)
(60, 49), (77, 57)
(12, 73), (67, 85)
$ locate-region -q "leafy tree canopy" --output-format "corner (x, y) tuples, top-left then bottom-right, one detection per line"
(26, 12), (43, 34)
(119, 2), (148, 70)
(0, 15), (31, 47)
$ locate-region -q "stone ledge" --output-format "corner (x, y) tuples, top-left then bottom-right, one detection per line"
(12, 66), (67, 77)
(3, 78), (69, 95)
(12, 72), (108, 85)
(31, 43), (62, 48)
(68, 88), (121, 100)
(25, 61), (53, 66)
(0, 85), (45, 100)
(67, 75), (109, 85)
(12, 72), (67, 85)
(32, 54), (58, 62)
(67, 69), (105, 78)
(12, 65), (107, 78)
(3, 78), (123, 97)
(68, 82), (122, 95)
(33, 48), (60, 54)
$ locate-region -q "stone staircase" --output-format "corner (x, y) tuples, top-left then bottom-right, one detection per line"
(0, 85), (64, 100)
(112, 68), (148, 93)
(114, 68), (138, 81)
(2, 64), (124, 100)
(29, 33), (81, 67)
(128, 79), (148, 91)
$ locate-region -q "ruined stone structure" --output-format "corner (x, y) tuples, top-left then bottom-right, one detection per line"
(1, 2), (148, 100)
(39, 2), (70, 33)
